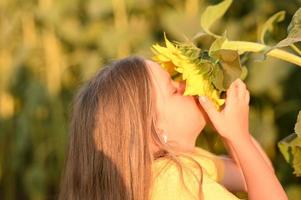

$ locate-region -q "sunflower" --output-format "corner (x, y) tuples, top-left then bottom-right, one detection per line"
(151, 33), (225, 108)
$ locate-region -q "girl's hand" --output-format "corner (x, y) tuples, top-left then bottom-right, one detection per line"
(198, 79), (250, 141)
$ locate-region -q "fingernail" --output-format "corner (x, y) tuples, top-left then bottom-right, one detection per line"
(199, 96), (207, 102)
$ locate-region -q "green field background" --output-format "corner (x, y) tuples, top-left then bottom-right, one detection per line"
(0, 0), (301, 199)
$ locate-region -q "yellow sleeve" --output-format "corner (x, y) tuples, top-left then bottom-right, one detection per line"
(151, 156), (242, 200)
(151, 160), (201, 200)
(150, 159), (239, 200)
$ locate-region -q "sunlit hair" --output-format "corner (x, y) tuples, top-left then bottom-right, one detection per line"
(59, 56), (204, 200)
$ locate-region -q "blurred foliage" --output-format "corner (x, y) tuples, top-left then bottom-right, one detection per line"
(0, 0), (301, 199)
(278, 111), (301, 177)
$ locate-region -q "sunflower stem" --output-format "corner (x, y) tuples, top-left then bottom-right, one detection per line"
(222, 41), (301, 68)
(290, 44), (301, 56)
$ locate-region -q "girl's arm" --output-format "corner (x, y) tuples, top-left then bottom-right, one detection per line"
(219, 135), (274, 193)
(229, 134), (286, 200)
(224, 136), (274, 173)
(198, 79), (288, 200)
(250, 136), (274, 173)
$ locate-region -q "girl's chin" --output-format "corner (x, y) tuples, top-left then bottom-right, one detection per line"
(193, 95), (211, 124)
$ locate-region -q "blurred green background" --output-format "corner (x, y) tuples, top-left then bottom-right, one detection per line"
(0, 0), (301, 199)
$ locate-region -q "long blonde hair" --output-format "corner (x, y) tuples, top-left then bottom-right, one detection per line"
(59, 56), (204, 200)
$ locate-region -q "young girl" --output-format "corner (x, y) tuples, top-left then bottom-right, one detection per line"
(59, 56), (288, 200)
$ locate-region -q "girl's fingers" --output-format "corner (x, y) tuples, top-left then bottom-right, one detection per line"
(225, 79), (250, 108)
(236, 79), (247, 100)
(198, 96), (220, 121)
(226, 79), (240, 106)
(234, 79), (250, 104)
(245, 90), (250, 104)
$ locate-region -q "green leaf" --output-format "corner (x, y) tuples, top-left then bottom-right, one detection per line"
(293, 147), (301, 176)
(258, 8), (301, 57)
(208, 34), (245, 90)
(211, 49), (243, 90)
(295, 111), (301, 134)
(240, 66), (248, 80)
(275, 8), (301, 48)
(200, 0), (233, 37)
(278, 134), (301, 177)
(209, 35), (227, 56)
(279, 133), (299, 162)
(259, 11), (286, 44)
(278, 111), (301, 177)
(212, 64), (225, 91)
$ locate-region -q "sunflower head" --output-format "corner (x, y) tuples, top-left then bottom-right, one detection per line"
(151, 33), (230, 109)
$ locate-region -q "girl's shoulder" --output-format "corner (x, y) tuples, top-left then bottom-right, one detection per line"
(152, 146), (224, 182)
(151, 147), (242, 200)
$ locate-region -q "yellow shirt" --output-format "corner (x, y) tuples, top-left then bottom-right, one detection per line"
(151, 147), (242, 200)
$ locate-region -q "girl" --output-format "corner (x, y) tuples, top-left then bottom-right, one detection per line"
(59, 56), (288, 200)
